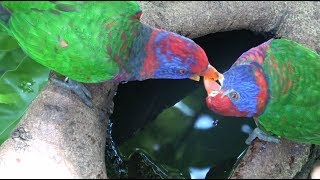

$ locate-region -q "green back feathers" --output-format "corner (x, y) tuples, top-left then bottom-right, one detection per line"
(258, 39), (320, 144)
(1, 1), (142, 83)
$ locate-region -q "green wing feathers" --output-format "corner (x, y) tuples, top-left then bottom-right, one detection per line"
(1, 1), (142, 83)
(259, 39), (320, 144)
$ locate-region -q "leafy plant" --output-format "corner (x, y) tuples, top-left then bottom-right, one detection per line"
(0, 27), (50, 144)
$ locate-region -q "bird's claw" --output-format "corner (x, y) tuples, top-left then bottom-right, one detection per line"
(245, 127), (281, 145)
(50, 77), (93, 108)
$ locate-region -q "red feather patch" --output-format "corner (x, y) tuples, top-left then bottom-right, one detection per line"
(206, 92), (248, 117)
(253, 67), (269, 116)
(140, 30), (159, 78)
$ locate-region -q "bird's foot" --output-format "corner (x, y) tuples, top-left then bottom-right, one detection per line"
(50, 77), (93, 108)
(245, 128), (281, 145)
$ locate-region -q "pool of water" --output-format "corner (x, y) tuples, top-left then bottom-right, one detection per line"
(108, 30), (269, 179)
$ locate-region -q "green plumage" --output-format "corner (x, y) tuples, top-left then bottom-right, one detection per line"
(258, 39), (320, 144)
(0, 1), (142, 83)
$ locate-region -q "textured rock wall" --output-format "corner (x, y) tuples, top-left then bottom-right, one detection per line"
(0, 1), (318, 179)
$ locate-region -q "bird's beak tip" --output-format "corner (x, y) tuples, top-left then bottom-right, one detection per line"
(202, 64), (223, 81)
(189, 75), (200, 81)
(203, 65), (223, 96)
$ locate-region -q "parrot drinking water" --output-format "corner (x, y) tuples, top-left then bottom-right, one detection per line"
(0, 1), (221, 106)
(204, 38), (320, 145)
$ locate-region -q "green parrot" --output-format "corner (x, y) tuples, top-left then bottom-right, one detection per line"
(204, 38), (320, 144)
(0, 1), (221, 106)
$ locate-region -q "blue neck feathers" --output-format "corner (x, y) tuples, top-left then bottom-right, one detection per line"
(223, 64), (261, 117)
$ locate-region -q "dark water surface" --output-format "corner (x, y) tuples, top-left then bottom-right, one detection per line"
(109, 30), (268, 179)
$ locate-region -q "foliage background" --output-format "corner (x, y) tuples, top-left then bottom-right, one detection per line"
(0, 27), (50, 144)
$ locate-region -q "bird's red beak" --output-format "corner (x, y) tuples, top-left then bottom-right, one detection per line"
(202, 64), (224, 96)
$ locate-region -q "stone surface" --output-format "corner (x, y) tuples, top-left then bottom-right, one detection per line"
(0, 80), (118, 179)
(230, 139), (310, 179)
(138, 1), (319, 50)
(0, 1), (318, 179)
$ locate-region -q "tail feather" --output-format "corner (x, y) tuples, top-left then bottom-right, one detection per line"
(0, 3), (11, 34)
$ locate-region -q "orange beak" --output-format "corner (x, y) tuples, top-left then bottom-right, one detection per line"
(189, 64), (223, 82)
(201, 64), (223, 81)
(202, 64), (224, 96)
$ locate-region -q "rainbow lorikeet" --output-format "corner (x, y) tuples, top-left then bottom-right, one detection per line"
(0, 1), (221, 106)
(204, 38), (320, 144)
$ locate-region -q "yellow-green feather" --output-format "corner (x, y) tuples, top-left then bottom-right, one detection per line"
(258, 39), (320, 144)
(2, 1), (142, 83)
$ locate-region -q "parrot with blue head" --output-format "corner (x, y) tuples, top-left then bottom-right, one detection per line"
(204, 38), (320, 144)
(0, 1), (221, 106)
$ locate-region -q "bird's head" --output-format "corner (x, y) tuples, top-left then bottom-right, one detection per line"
(139, 30), (222, 82)
(204, 63), (269, 118)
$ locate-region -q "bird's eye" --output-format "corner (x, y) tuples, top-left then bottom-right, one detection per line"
(179, 69), (186, 74)
(229, 91), (239, 101)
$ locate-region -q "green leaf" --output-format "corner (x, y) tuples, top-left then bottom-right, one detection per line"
(0, 31), (20, 51)
(0, 48), (26, 76)
(0, 54), (50, 144)
(0, 27), (24, 77)
(0, 24), (51, 144)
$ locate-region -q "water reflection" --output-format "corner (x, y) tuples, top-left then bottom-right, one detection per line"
(241, 124), (253, 135)
(189, 166), (211, 179)
(115, 86), (255, 179)
(152, 143), (161, 151)
(174, 101), (195, 117)
(194, 114), (218, 130)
